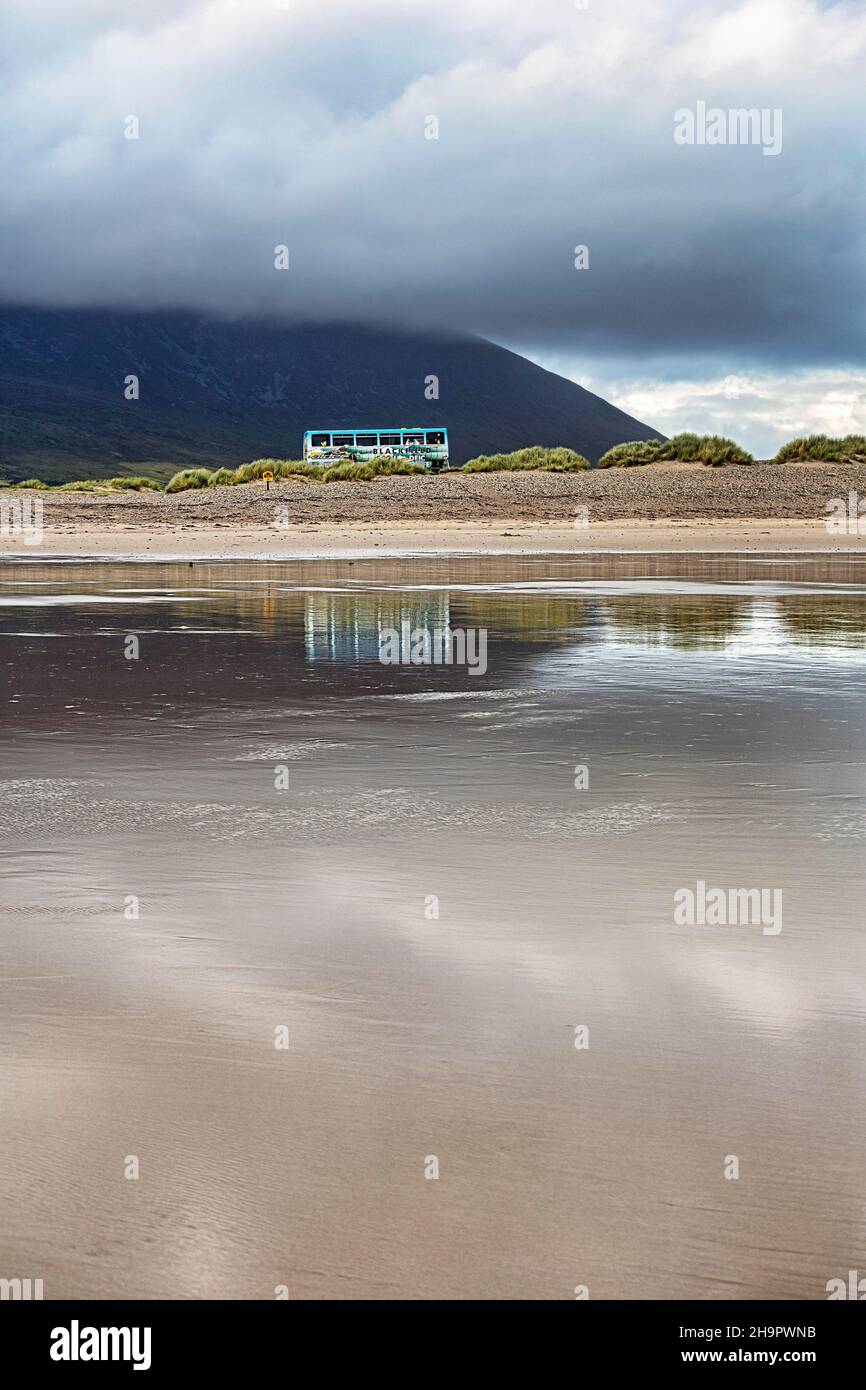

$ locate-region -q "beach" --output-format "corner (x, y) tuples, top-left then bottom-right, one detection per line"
(2, 462), (865, 558)
(3, 468), (866, 1300)
(2, 551), (866, 1299)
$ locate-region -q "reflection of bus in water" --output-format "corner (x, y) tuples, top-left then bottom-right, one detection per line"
(302, 426), (449, 471)
(304, 592), (451, 664)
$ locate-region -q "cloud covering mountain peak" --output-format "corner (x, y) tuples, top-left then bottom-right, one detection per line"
(1, 0), (864, 372)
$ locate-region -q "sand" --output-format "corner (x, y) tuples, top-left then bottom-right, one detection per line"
(1, 517), (862, 558)
(3, 553), (866, 1299)
(2, 462), (866, 558)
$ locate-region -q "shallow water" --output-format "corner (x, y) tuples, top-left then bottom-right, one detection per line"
(1, 553), (865, 1300)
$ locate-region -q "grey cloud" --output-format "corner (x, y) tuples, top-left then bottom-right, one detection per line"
(0, 0), (864, 370)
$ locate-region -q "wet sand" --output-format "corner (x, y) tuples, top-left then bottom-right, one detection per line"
(2, 553), (866, 1299)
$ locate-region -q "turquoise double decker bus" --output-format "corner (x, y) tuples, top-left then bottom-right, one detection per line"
(302, 426), (449, 471)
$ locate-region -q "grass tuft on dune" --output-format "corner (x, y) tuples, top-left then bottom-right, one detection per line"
(165, 468), (213, 493)
(598, 435), (752, 467)
(462, 447), (590, 472)
(597, 440), (665, 468)
(322, 461), (376, 482)
(774, 434), (866, 464)
(237, 459), (322, 482)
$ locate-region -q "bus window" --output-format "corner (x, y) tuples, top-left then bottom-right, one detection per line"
(426, 431), (445, 445)
(333, 434), (354, 446)
(355, 434), (377, 446)
(379, 433), (400, 445)
(403, 432), (423, 444)
(311, 433), (330, 446)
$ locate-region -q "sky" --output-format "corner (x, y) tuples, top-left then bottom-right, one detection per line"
(1, 0), (864, 456)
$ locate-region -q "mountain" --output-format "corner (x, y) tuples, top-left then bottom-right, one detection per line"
(0, 309), (662, 481)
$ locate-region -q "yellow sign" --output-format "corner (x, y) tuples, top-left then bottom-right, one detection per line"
(262, 471), (274, 482)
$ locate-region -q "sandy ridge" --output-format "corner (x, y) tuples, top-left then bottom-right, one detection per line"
(3, 463), (865, 557)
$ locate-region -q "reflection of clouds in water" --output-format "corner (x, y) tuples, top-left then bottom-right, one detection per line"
(395, 896), (860, 1046)
(663, 943), (825, 1043)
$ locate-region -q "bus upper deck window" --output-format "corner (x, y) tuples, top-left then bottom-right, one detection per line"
(333, 435), (354, 445)
(403, 433), (423, 444)
(355, 434), (377, 446)
(426, 431), (445, 444)
(380, 433), (400, 445)
(311, 433), (330, 446)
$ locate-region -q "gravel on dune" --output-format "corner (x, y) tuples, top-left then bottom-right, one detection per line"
(10, 463), (866, 527)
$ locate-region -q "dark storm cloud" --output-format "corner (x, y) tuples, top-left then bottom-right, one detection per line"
(1, 0), (864, 367)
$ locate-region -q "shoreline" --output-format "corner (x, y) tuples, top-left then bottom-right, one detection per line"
(1, 517), (862, 561)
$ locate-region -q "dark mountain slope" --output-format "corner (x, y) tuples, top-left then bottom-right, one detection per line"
(0, 309), (662, 481)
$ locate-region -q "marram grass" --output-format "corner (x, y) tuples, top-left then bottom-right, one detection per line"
(596, 440), (665, 468)
(598, 435), (752, 467)
(773, 435), (866, 464)
(165, 468), (213, 493)
(462, 447), (590, 472)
